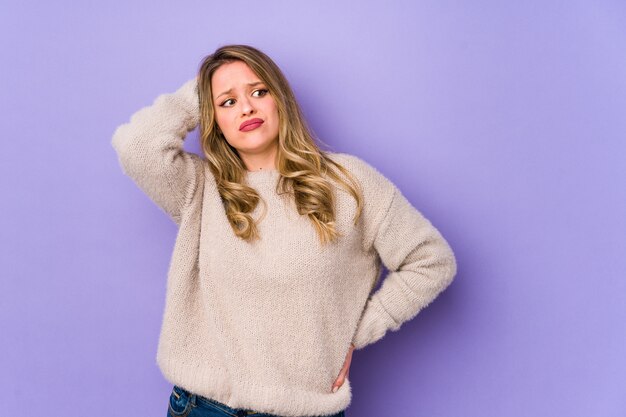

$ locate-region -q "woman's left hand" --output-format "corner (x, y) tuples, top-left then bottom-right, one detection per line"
(332, 343), (355, 392)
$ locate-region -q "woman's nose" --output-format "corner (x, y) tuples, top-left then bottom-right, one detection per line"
(240, 97), (255, 115)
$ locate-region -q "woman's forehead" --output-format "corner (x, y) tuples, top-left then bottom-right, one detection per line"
(212, 61), (259, 87)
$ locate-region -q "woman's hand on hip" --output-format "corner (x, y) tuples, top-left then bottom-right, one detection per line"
(332, 343), (355, 393)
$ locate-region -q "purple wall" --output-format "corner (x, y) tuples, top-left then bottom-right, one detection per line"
(1, 1), (625, 416)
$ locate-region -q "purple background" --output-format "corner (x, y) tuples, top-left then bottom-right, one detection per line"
(1, 1), (625, 416)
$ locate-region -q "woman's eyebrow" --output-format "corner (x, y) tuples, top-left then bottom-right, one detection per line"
(216, 81), (265, 100)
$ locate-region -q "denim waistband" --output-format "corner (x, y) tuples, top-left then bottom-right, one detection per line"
(173, 385), (261, 416)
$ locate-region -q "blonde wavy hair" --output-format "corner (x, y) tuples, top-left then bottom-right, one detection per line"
(196, 44), (363, 245)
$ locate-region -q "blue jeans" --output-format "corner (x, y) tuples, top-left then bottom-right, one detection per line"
(167, 385), (346, 417)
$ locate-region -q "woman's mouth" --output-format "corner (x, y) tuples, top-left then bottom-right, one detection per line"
(239, 118), (264, 131)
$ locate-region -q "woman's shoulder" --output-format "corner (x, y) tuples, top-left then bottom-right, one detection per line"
(325, 151), (397, 198)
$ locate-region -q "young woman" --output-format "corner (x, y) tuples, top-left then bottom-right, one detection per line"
(111, 44), (457, 417)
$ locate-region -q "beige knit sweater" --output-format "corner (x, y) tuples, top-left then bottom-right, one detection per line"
(111, 77), (457, 417)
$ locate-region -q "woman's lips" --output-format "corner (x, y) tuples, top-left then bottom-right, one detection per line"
(239, 118), (264, 131)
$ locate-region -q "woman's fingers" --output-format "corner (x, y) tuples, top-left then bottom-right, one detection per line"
(332, 345), (355, 392)
(332, 367), (346, 393)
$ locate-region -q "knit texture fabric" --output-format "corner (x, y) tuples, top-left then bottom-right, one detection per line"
(111, 77), (458, 417)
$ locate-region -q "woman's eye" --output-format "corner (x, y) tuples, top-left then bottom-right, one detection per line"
(219, 89), (269, 107)
(253, 88), (269, 97)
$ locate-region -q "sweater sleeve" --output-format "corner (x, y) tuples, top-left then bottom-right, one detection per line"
(351, 182), (458, 350)
(111, 77), (203, 225)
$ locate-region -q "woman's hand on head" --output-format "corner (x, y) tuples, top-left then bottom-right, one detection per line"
(332, 343), (355, 393)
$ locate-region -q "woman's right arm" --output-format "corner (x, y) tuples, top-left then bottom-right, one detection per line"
(111, 77), (204, 225)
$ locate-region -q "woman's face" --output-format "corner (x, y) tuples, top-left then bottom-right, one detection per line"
(211, 60), (280, 165)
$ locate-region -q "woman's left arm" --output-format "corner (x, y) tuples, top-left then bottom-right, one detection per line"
(351, 185), (458, 350)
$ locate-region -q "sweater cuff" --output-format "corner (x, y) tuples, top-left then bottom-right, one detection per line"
(173, 77), (200, 130)
(351, 296), (399, 350)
